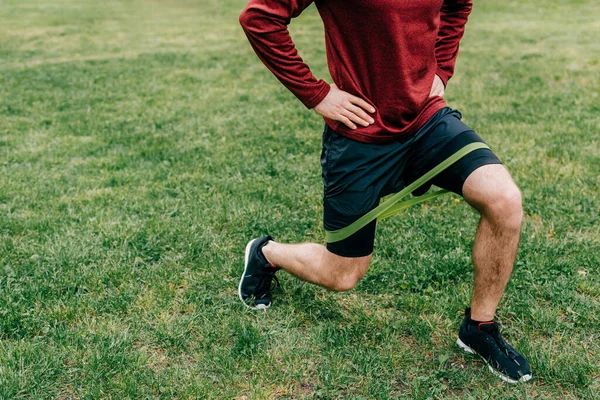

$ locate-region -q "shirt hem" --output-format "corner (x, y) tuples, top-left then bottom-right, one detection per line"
(325, 98), (447, 144)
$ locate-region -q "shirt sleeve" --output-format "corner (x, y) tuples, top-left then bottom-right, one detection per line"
(435, 0), (473, 86)
(239, 0), (330, 109)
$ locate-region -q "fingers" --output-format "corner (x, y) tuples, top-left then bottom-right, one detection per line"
(338, 115), (357, 130)
(313, 84), (377, 130)
(349, 95), (376, 113)
(429, 87), (444, 97)
(329, 98), (375, 130)
(340, 109), (370, 129)
(429, 75), (445, 98)
(347, 104), (375, 126)
(343, 95), (375, 129)
(338, 109), (373, 129)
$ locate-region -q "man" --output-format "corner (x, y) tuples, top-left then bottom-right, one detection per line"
(238, 0), (531, 384)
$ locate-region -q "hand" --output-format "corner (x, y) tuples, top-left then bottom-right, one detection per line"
(313, 84), (376, 130)
(429, 74), (445, 98)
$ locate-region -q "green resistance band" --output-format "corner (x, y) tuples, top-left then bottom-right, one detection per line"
(325, 142), (490, 243)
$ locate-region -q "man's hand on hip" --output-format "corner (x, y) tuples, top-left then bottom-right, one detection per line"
(313, 84), (376, 130)
(429, 74), (445, 98)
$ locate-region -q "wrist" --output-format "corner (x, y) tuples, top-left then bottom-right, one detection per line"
(304, 81), (331, 110)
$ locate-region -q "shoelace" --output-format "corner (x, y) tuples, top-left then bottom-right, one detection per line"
(489, 325), (520, 365)
(254, 269), (280, 298)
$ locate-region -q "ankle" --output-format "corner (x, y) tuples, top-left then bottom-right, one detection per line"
(260, 241), (278, 269)
(469, 307), (495, 323)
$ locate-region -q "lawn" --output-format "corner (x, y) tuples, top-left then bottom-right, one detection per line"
(0, 0), (599, 398)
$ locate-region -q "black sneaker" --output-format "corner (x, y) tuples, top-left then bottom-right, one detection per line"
(238, 236), (280, 310)
(457, 308), (532, 383)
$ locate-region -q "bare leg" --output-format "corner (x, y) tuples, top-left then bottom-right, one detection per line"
(462, 164), (523, 321)
(262, 242), (371, 292)
(261, 165), (520, 306)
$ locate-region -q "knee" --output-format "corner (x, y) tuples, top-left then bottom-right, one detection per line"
(327, 257), (370, 292)
(486, 185), (523, 228)
(331, 272), (362, 292)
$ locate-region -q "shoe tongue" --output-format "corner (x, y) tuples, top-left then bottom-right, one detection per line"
(257, 246), (270, 267)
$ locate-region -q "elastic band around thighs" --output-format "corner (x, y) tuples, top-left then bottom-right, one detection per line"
(324, 142), (490, 243)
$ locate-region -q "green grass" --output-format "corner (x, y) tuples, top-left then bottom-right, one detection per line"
(1, 0), (599, 398)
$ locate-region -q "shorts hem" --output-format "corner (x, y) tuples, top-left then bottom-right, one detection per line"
(325, 243), (374, 258)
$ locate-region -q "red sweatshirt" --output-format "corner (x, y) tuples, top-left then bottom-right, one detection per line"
(240, 0), (472, 144)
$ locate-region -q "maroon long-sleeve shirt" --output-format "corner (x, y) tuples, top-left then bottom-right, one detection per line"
(240, 0), (472, 144)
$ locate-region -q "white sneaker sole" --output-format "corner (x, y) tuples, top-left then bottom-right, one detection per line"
(457, 337), (532, 384)
(238, 239), (270, 310)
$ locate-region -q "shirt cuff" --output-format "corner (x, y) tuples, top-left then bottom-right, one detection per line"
(435, 68), (450, 88)
(302, 81), (331, 109)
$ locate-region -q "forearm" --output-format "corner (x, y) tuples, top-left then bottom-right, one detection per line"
(435, 0), (473, 86)
(239, 0), (330, 108)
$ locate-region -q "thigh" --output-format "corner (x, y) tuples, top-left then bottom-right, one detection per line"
(320, 125), (411, 257)
(323, 197), (378, 258)
(404, 110), (503, 196)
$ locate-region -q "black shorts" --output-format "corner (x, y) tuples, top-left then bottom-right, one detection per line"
(321, 107), (502, 258)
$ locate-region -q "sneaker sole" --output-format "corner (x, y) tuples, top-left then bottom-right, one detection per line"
(238, 238), (270, 310)
(457, 337), (532, 384)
